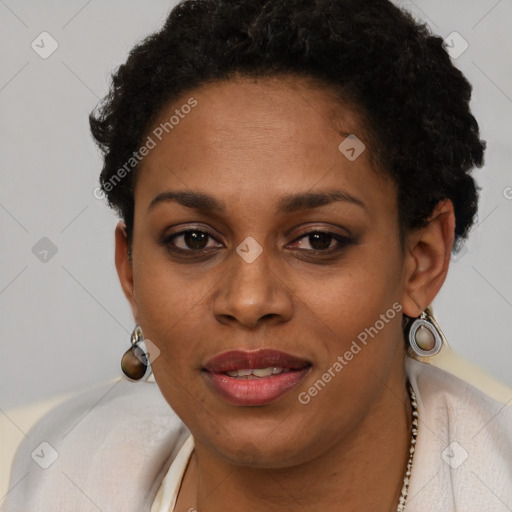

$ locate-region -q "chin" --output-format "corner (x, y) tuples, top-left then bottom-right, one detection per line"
(205, 426), (317, 469)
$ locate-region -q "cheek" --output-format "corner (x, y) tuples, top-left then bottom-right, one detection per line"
(131, 256), (204, 367)
(302, 245), (402, 329)
(298, 246), (404, 378)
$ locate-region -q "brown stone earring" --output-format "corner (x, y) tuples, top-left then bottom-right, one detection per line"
(406, 306), (446, 358)
(121, 324), (152, 381)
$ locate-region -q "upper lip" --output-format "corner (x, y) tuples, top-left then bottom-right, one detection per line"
(203, 349), (312, 373)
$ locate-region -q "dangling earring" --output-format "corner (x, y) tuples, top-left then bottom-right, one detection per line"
(406, 306), (446, 358)
(121, 324), (153, 381)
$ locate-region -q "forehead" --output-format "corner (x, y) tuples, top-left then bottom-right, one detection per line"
(134, 75), (395, 220)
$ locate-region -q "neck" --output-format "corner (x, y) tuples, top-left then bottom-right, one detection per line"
(177, 362), (412, 512)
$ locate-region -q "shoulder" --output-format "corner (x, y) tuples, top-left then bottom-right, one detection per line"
(406, 355), (512, 437)
(3, 379), (190, 512)
(406, 356), (512, 511)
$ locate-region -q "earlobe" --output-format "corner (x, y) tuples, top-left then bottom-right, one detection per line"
(401, 200), (455, 318)
(114, 221), (138, 321)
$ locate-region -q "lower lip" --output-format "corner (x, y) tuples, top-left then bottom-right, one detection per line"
(204, 368), (311, 406)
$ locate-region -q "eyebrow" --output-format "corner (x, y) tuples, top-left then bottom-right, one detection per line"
(146, 189), (367, 215)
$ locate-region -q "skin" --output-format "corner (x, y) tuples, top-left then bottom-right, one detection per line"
(114, 74), (455, 511)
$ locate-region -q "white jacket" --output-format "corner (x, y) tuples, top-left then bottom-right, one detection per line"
(3, 356), (512, 511)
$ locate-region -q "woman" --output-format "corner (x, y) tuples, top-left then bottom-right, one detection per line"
(4, 0), (512, 511)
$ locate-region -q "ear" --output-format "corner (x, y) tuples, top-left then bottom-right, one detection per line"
(401, 199), (455, 317)
(114, 221), (138, 322)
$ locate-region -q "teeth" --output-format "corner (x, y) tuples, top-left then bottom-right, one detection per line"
(226, 367), (288, 378)
(253, 367), (273, 377)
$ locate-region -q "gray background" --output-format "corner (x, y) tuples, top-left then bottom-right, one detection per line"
(1, 0), (511, 411)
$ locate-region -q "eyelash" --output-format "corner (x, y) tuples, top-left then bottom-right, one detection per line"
(160, 227), (354, 258)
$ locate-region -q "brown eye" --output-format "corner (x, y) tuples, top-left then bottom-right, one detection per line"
(305, 232), (334, 251)
(180, 230), (210, 250)
(163, 229), (222, 253)
(290, 231), (354, 253)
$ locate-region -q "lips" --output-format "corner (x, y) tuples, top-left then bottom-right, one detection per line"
(203, 349), (311, 373)
(202, 349), (312, 406)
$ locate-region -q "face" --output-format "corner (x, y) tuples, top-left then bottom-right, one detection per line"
(118, 74), (414, 468)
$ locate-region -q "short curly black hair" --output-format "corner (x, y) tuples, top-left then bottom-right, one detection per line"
(90, 0), (485, 255)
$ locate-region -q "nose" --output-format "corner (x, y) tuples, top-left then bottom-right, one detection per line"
(212, 245), (294, 329)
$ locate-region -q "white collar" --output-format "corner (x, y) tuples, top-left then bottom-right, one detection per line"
(150, 356), (512, 512)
